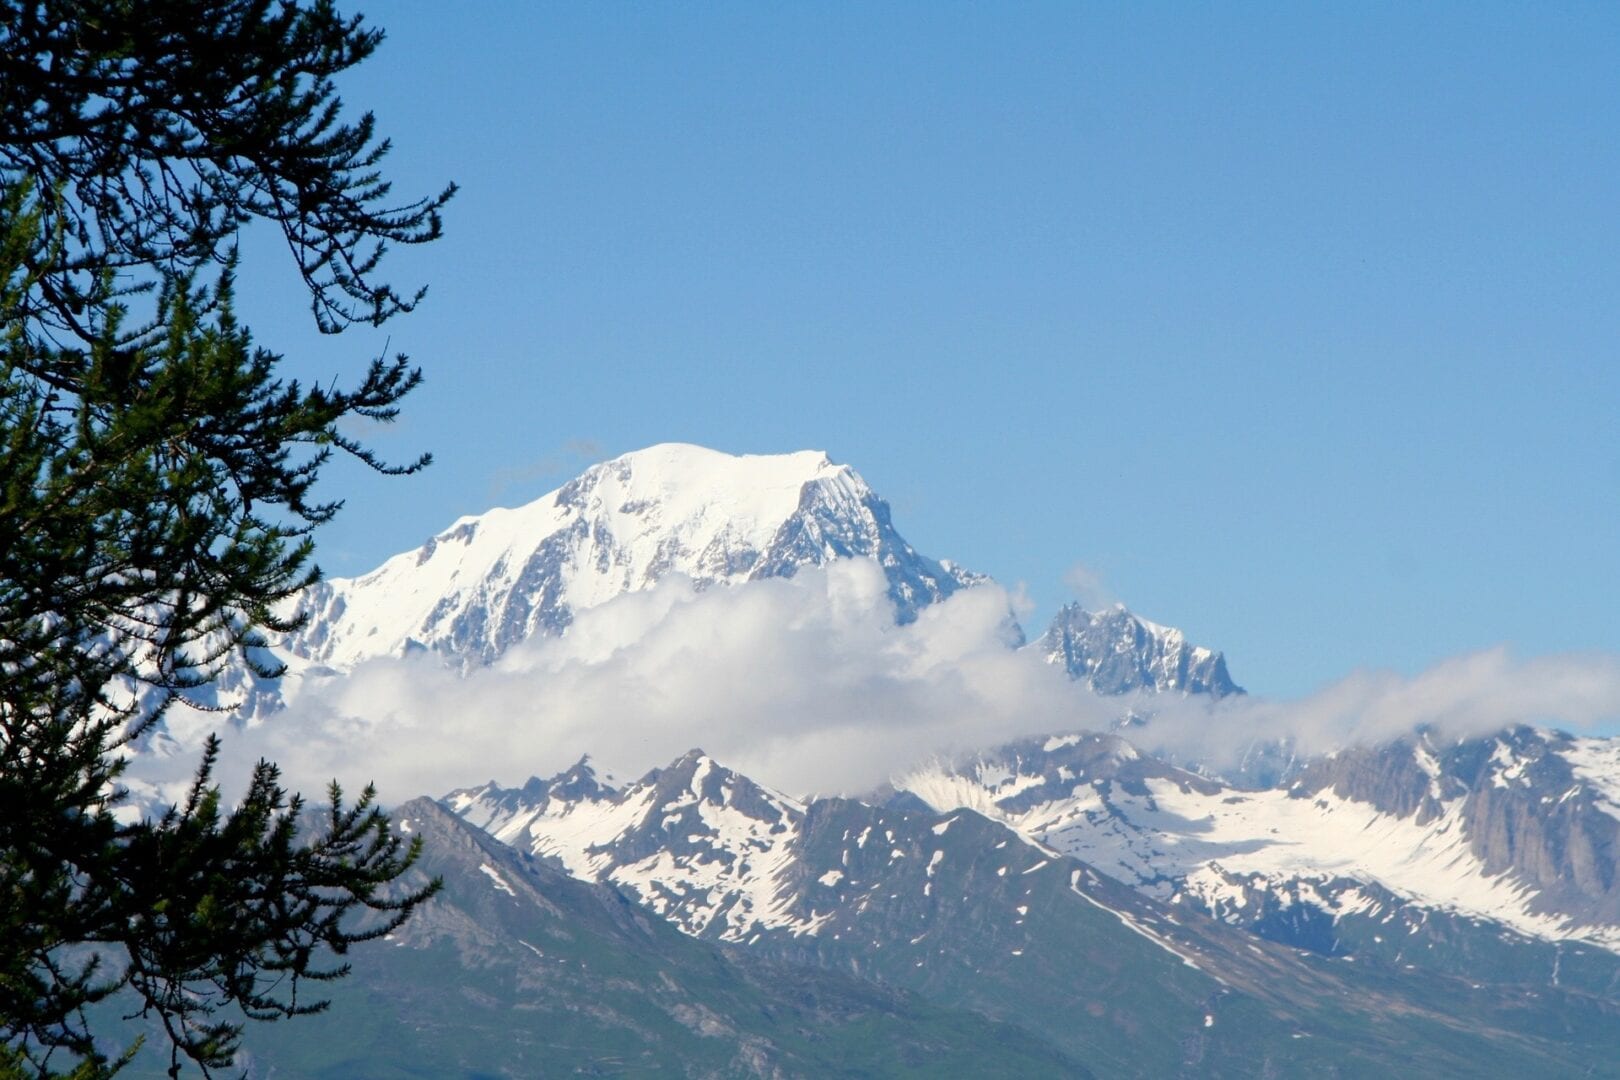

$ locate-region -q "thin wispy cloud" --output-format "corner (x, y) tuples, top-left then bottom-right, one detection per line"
(485, 437), (605, 504)
(1138, 648), (1620, 771)
(1062, 561), (1117, 611)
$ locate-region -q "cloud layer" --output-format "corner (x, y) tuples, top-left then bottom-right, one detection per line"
(132, 562), (1620, 805)
(203, 561), (1113, 801)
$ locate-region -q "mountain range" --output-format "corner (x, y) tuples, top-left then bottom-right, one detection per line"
(125, 444), (1620, 1077)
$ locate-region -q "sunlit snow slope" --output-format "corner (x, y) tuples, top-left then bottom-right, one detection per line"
(447, 751), (821, 942)
(893, 727), (1620, 952)
(283, 443), (979, 670)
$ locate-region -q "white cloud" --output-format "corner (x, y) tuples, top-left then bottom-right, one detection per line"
(131, 564), (1620, 807)
(1138, 647), (1620, 771)
(191, 561), (1113, 802)
(1061, 561), (1116, 611)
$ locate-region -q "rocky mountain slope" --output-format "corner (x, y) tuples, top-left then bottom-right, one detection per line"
(446, 750), (1620, 1077)
(113, 798), (1084, 1078)
(891, 726), (1620, 956)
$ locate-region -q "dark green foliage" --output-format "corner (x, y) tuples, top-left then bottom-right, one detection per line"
(0, 2), (452, 1075)
(0, 0), (455, 336)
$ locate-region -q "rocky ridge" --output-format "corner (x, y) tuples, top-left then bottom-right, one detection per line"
(1035, 601), (1242, 697)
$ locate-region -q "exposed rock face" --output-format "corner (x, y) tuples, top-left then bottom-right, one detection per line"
(1296, 727), (1620, 926)
(1036, 602), (1242, 697)
(1289, 733), (1468, 826)
(1025, 601), (1273, 785)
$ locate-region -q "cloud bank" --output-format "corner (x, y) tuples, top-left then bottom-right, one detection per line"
(194, 561), (1114, 802)
(131, 561), (1620, 805)
(1140, 647), (1620, 772)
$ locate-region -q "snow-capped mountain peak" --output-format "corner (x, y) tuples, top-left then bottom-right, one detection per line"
(447, 749), (817, 941)
(284, 443), (980, 670)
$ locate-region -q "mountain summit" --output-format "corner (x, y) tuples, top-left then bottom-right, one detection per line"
(284, 443), (980, 670)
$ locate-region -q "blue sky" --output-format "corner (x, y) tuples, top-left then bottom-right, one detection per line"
(235, 3), (1619, 699)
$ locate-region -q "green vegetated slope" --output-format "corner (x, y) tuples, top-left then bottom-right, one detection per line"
(119, 798), (1083, 1079)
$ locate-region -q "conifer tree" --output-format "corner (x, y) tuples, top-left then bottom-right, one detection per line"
(0, 2), (456, 1074)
